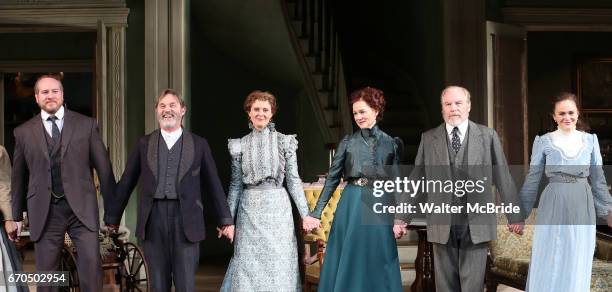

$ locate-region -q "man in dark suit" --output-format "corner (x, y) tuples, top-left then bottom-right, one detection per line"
(10, 75), (116, 292)
(401, 86), (525, 291)
(104, 89), (234, 292)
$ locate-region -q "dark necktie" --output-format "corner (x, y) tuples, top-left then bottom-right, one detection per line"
(451, 126), (461, 153)
(48, 116), (61, 144)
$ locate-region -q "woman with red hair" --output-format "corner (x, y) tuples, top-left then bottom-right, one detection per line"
(307, 87), (405, 291)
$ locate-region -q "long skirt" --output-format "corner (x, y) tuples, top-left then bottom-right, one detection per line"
(221, 187), (301, 291)
(318, 184), (402, 292)
(526, 181), (597, 292)
(0, 224), (28, 292)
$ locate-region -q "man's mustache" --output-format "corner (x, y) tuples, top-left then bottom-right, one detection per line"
(160, 111), (178, 118)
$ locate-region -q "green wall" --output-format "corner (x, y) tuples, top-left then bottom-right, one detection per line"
(124, 0), (145, 243)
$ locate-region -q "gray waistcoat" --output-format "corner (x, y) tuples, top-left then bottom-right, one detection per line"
(446, 127), (469, 224)
(154, 135), (183, 199)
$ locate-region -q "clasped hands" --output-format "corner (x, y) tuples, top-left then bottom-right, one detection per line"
(302, 216), (321, 233)
(4, 220), (22, 242)
(507, 222), (525, 235)
(217, 225), (235, 243)
(393, 219), (408, 239)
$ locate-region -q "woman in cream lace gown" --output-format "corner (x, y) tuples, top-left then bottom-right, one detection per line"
(0, 145), (28, 292)
(220, 91), (316, 291)
(519, 93), (612, 292)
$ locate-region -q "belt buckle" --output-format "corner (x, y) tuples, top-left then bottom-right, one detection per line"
(561, 175), (577, 183)
(356, 178), (368, 186)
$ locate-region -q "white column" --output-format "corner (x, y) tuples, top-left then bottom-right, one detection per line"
(108, 25), (126, 179)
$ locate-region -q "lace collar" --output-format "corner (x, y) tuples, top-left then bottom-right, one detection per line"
(249, 122), (275, 134)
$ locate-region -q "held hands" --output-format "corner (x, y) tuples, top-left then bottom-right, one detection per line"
(302, 216), (321, 233)
(393, 219), (408, 239)
(507, 222), (525, 235)
(5, 220), (22, 242)
(217, 225), (235, 243)
(105, 223), (120, 234)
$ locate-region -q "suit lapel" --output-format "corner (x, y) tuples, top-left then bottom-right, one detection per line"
(147, 130), (160, 183)
(178, 130), (194, 183)
(432, 124), (450, 165)
(467, 121), (483, 165)
(31, 114), (50, 162)
(60, 110), (75, 159)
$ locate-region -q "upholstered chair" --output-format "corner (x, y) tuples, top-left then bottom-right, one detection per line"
(486, 210), (612, 291)
(303, 183), (344, 292)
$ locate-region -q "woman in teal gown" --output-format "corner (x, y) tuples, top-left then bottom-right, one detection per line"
(307, 87), (406, 292)
(519, 93), (612, 292)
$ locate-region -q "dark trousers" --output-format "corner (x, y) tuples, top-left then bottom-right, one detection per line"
(34, 199), (102, 292)
(433, 225), (488, 292)
(143, 200), (199, 292)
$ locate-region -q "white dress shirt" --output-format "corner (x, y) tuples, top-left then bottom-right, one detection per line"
(40, 106), (65, 137)
(445, 119), (469, 144)
(161, 127), (183, 149)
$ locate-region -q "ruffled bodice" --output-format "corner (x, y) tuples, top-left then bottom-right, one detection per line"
(228, 124), (297, 186)
(227, 123), (309, 218)
(519, 131), (612, 218)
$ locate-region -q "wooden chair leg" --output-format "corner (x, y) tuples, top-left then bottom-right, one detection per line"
(485, 278), (498, 292)
(304, 281), (312, 292)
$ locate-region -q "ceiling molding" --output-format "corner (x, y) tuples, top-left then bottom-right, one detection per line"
(0, 0), (125, 9)
(503, 8), (612, 31)
(504, 0), (612, 8)
(0, 1), (128, 30)
(0, 59), (94, 73)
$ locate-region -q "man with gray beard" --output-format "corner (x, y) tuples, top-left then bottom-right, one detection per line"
(104, 89), (234, 292)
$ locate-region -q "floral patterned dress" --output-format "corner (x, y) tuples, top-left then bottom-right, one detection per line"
(220, 123), (309, 291)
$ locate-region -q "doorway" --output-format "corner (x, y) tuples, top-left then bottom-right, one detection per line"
(2, 70), (94, 158)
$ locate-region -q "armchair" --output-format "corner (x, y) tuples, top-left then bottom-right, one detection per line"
(486, 210), (612, 291)
(302, 183), (344, 292)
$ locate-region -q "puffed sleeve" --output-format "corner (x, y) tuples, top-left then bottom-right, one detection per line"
(588, 134), (612, 219)
(281, 134), (309, 218)
(0, 146), (12, 220)
(310, 135), (349, 218)
(227, 139), (243, 219)
(519, 135), (546, 217)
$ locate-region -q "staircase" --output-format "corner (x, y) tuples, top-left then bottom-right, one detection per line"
(280, 0), (352, 147)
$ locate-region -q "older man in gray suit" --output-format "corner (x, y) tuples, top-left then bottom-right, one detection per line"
(403, 86), (525, 292)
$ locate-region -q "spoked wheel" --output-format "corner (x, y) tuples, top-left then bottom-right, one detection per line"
(58, 246), (79, 292)
(120, 242), (149, 292)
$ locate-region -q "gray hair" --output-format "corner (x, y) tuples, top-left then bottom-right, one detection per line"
(440, 86), (471, 104)
(155, 88), (185, 108)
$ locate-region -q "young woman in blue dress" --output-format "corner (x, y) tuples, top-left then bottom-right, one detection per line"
(519, 92), (612, 291)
